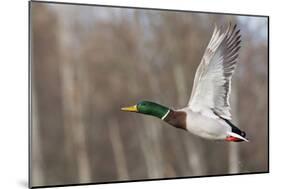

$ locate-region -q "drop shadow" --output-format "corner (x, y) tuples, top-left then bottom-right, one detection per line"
(18, 180), (29, 188)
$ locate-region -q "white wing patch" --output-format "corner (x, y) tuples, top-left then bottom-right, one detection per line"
(188, 24), (241, 120)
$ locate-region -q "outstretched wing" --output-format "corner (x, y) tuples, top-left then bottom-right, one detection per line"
(188, 24), (241, 120)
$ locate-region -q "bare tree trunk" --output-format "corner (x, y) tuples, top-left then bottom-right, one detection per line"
(108, 118), (129, 180)
(141, 118), (164, 178)
(58, 14), (91, 182)
(31, 85), (45, 186)
(228, 80), (240, 173)
(60, 55), (92, 183)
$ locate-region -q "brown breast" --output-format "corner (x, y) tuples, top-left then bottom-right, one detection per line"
(163, 110), (187, 130)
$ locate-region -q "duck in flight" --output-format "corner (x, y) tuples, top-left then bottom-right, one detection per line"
(121, 23), (248, 142)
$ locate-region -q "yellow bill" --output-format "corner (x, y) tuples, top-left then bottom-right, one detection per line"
(121, 105), (138, 112)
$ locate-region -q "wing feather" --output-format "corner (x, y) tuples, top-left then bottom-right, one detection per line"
(188, 23), (241, 120)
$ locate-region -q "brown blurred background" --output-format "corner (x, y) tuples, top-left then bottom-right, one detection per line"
(30, 2), (268, 187)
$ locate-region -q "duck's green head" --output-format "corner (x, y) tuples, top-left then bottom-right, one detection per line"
(121, 101), (170, 119)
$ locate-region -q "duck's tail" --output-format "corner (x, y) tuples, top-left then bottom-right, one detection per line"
(223, 118), (249, 142)
(226, 131), (249, 142)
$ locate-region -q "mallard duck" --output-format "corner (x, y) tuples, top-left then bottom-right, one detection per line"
(121, 23), (248, 142)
